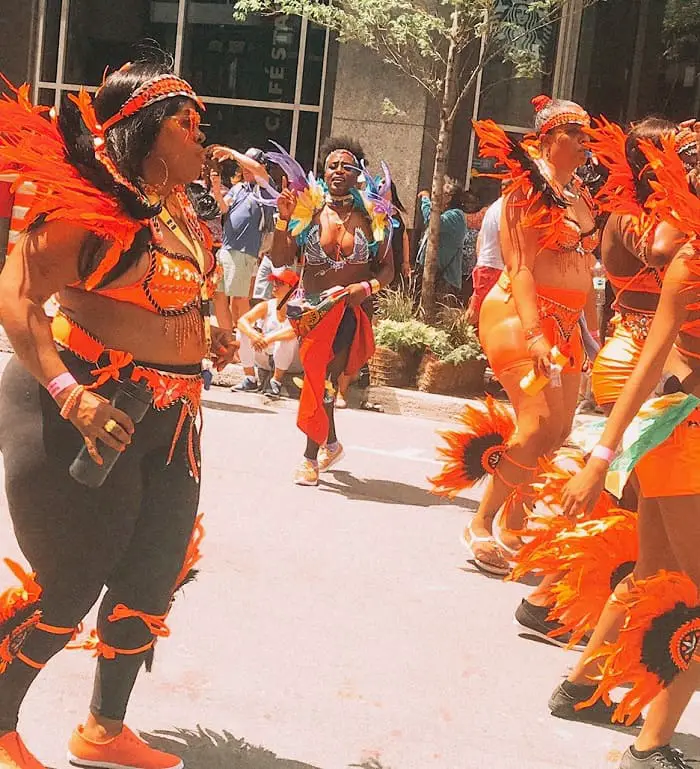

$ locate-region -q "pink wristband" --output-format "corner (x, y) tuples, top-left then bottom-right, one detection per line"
(591, 445), (615, 465)
(361, 281), (372, 297)
(47, 372), (78, 400)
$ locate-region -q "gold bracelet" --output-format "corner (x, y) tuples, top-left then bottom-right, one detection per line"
(370, 278), (381, 295)
(59, 384), (85, 420)
(275, 218), (289, 232)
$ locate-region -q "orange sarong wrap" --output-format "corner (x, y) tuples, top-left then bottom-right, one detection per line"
(297, 302), (374, 444)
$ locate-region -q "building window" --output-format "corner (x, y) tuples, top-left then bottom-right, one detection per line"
(35, 0), (328, 163)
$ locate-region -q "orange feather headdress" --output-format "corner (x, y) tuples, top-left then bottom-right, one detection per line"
(585, 116), (654, 238)
(642, 133), (700, 244)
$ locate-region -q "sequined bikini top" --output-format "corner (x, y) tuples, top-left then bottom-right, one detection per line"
(90, 242), (216, 317)
(303, 223), (370, 273)
(555, 218), (600, 257)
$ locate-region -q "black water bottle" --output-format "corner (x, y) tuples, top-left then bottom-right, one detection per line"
(69, 378), (152, 488)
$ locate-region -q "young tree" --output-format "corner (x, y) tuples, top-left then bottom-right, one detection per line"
(234, 0), (594, 319)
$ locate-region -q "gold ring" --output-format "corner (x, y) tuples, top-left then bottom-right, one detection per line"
(104, 419), (118, 434)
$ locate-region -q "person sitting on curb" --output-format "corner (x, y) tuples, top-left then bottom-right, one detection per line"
(234, 269), (301, 397)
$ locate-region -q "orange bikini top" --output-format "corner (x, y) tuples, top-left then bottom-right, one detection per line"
(555, 218), (599, 257)
(91, 242), (215, 316)
(73, 206), (217, 316)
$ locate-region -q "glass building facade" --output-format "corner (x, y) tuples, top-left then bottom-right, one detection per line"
(34, 0), (329, 170)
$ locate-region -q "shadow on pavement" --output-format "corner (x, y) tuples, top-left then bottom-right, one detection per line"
(672, 732), (700, 759)
(141, 726), (322, 769)
(203, 400), (273, 415)
(321, 470), (478, 510)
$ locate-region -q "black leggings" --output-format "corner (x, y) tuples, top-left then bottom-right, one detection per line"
(0, 353), (200, 729)
(304, 308), (357, 460)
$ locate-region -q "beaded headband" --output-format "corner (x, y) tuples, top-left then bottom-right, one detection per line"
(101, 74), (205, 132)
(532, 95), (590, 136)
(674, 127), (698, 157)
(324, 149), (359, 169)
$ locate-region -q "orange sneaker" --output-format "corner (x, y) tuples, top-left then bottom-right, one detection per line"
(67, 724), (183, 769)
(293, 458), (319, 486)
(318, 442), (344, 472)
(0, 732), (45, 769)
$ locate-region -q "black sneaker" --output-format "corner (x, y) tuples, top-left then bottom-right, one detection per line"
(620, 746), (693, 768)
(514, 599), (588, 651)
(232, 377), (259, 392)
(549, 681), (642, 727)
(263, 379), (283, 399)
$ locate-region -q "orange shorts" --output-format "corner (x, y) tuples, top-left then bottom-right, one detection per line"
(479, 276), (586, 378)
(591, 320), (644, 407)
(635, 408), (700, 497)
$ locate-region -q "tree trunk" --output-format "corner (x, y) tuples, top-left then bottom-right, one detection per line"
(420, 10), (460, 324)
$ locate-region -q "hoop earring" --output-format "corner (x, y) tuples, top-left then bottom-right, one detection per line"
(142, 156), (170, 198)
(156, 157), (169, 189)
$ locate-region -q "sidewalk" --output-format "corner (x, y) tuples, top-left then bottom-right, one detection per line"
(0, 328), (601, 425)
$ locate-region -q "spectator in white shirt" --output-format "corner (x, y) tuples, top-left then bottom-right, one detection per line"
(466, 196), (504, 324)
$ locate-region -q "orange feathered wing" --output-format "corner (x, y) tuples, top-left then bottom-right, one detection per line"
(578, 571), (700, 725)
(0, 80), (142, 289)
(642, 134), (700, 242)
(586, 116), (654, 239)
(429, 397), (516, 498)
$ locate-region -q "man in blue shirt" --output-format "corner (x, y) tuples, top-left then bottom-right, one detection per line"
(217, 148), (274, 327)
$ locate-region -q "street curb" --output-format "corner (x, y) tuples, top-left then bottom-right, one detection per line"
(210, 362), (480, 423)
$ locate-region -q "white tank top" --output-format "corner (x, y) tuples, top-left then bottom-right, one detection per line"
(262, 299), (291, 335)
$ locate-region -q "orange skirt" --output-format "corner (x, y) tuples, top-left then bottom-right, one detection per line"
(479, 274), (586, 378)
(635, 408), (700, 497)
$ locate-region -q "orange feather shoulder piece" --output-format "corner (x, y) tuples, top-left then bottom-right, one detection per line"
(472, 119), (595, 254)
(0, 79), (144, 289)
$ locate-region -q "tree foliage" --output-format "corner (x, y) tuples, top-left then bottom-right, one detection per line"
(232, 0), (597, 318)
(663, 0), (700, 63)
(234, 0), (576, 117)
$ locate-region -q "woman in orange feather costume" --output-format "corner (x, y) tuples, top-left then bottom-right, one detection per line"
(462, 96), (599, 580)
(558, 130), (700, 769)
(544, 119), (695, 734)
(0, 63), (236, 769)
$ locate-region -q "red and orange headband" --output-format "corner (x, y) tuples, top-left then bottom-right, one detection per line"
(532, 94), (590, 136)
(101, 73), (205, 132)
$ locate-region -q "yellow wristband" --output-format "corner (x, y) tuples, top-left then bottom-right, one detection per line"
(275, 218), (289, 232)
(370, 278), (381, 295)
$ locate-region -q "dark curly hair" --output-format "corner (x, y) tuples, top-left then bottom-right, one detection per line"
(625, 117), (676, 205)
(319, 136), (365, 167)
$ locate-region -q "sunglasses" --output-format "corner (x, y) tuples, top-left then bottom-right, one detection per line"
(170, 108), (208, 140)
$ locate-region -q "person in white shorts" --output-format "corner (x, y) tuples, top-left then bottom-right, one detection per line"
(234, 269), (301, 397)
(217, 148), (274, 327)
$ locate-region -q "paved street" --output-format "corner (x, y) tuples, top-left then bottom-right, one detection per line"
(0, 385), (699, 769)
